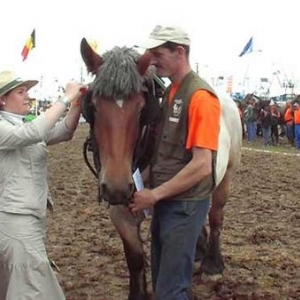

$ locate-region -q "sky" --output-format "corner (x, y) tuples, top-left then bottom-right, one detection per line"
(1, 0), (300, 98)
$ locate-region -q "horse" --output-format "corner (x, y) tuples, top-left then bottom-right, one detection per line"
(241, 93), (270, 137)
(80, 38), (242, 300)
(242, 93), (270, 118)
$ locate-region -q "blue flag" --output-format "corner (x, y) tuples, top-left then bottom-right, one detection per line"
(239, 37), (253, 57)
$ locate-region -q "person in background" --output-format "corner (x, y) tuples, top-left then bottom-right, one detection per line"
(269, 100), (280, 146)
(0, 70), (84, 300)
(293, 102), (300, 149)
(259, 104), (272, 146)
(284, 101), (295, 146)
(129, 25), (221, 299)
(244, 98), (257, 141)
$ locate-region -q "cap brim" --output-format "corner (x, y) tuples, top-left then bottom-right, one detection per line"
(138, 38), (166, 49)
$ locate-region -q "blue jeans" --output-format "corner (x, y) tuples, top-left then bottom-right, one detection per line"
(286, 123), (294, 139)
(261, 127), (271, 145)
(295, 124), (300, 148)
(245, 121), (257, 141)
(151, 198), (210, 300)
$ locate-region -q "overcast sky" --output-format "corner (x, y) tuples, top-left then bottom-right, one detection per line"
(1, 0), (299, 96)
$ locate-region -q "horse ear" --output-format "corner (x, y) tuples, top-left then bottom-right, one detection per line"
(80, 38), (103, 75)
(137, 51), (152, 76)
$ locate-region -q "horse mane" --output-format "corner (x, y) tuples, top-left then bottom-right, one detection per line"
(92, 47), (145, 99)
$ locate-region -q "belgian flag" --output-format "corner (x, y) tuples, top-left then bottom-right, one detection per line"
(21, 29), (35, 61)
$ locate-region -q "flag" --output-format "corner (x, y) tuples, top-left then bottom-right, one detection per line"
(21, 29), (35, 61)
(239, 37), (253, 57)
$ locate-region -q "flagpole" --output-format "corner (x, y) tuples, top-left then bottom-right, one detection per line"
(80, 63), (84, 83)
(36, 75), (43, 116)
(242, 62), (250, 87)
(195, 62), (199, 75)
(35, 99), (38, 116)
(239, 37), (254, 93)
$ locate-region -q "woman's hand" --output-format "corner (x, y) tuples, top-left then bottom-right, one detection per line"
(64, 82), (86, 104)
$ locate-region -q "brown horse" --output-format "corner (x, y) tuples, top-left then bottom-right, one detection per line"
(80, 38), (242, 300)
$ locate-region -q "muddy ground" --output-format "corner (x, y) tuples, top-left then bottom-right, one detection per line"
(46, 124), (300, 300)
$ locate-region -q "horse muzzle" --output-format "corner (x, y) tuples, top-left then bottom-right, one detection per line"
(100, 182), (134, 206)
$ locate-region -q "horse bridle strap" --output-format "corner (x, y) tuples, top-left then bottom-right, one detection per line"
(83, 132), (98, 179)
(81, 76), (164, 182)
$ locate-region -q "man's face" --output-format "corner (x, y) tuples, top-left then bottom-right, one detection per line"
(148, 46), (180, 78)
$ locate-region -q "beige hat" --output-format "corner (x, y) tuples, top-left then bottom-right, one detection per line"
(141, 25), (191, 49)
(269, 100), (275, 106)
(0, 71), (38, 97)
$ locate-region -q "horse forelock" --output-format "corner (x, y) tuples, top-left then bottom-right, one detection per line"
(92, 47), (145, 100)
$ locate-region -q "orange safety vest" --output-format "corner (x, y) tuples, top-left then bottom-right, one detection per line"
(284, 107), (293, 124)
(294, 108), (300, 125)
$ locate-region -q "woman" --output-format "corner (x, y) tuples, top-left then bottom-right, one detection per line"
(0, 70), (84, 300)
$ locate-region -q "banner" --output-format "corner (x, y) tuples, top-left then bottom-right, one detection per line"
(226, 75), (233, 93)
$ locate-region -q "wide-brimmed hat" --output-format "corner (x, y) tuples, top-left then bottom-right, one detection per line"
(140, 25), (191, 49)
(0, 71), (38, 97)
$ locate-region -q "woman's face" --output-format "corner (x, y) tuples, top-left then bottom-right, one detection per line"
(0, 85), (31, 115)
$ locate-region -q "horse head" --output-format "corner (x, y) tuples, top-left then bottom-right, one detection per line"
(80, 38), (160, 206)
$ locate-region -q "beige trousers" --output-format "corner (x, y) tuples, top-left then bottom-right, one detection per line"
(0, 212), (65, 300)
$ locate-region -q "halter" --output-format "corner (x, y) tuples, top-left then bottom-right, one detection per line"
(82, 75), (164, 186)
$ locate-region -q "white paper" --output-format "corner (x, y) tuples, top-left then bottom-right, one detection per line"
(132, 168), (151, 217)
(132, 168), (144, 191)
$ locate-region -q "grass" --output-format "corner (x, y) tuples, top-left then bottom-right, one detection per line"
(242, 137), (300, 155)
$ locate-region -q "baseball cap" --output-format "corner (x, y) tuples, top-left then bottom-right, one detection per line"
(140, 25), (191, 49)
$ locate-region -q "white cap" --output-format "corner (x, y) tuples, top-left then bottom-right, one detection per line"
(140, 25), (191, 49)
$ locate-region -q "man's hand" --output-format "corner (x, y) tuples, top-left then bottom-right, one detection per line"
(129, 188), (157, 212)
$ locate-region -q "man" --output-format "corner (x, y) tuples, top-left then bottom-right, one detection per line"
(284, 101), (294, 145)
(244, 98), (256, 141)
(293, 101), (300, 148)
(129, 25), (221, 299)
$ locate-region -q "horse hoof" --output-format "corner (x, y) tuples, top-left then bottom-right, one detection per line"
(128, 292), (150, 300)
(201, 272), (223, 283)
(200, 252), (225, 277)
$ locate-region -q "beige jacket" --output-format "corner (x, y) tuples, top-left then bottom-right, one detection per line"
(0, 112), (74, 219)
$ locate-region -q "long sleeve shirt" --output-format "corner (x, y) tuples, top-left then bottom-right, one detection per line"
(0, 111), (74, 219)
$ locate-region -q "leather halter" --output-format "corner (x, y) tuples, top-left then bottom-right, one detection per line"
(82, 75), (164, 182)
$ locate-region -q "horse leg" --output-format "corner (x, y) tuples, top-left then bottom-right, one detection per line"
(109, 206), (149, 300)
(195, 226), (208, 261)
(200, 170), (231, 280)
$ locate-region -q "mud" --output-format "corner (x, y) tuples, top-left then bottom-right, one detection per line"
(47, 124), (300, 300)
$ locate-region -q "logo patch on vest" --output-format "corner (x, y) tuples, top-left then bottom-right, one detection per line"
(169, 99), (183, 123)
